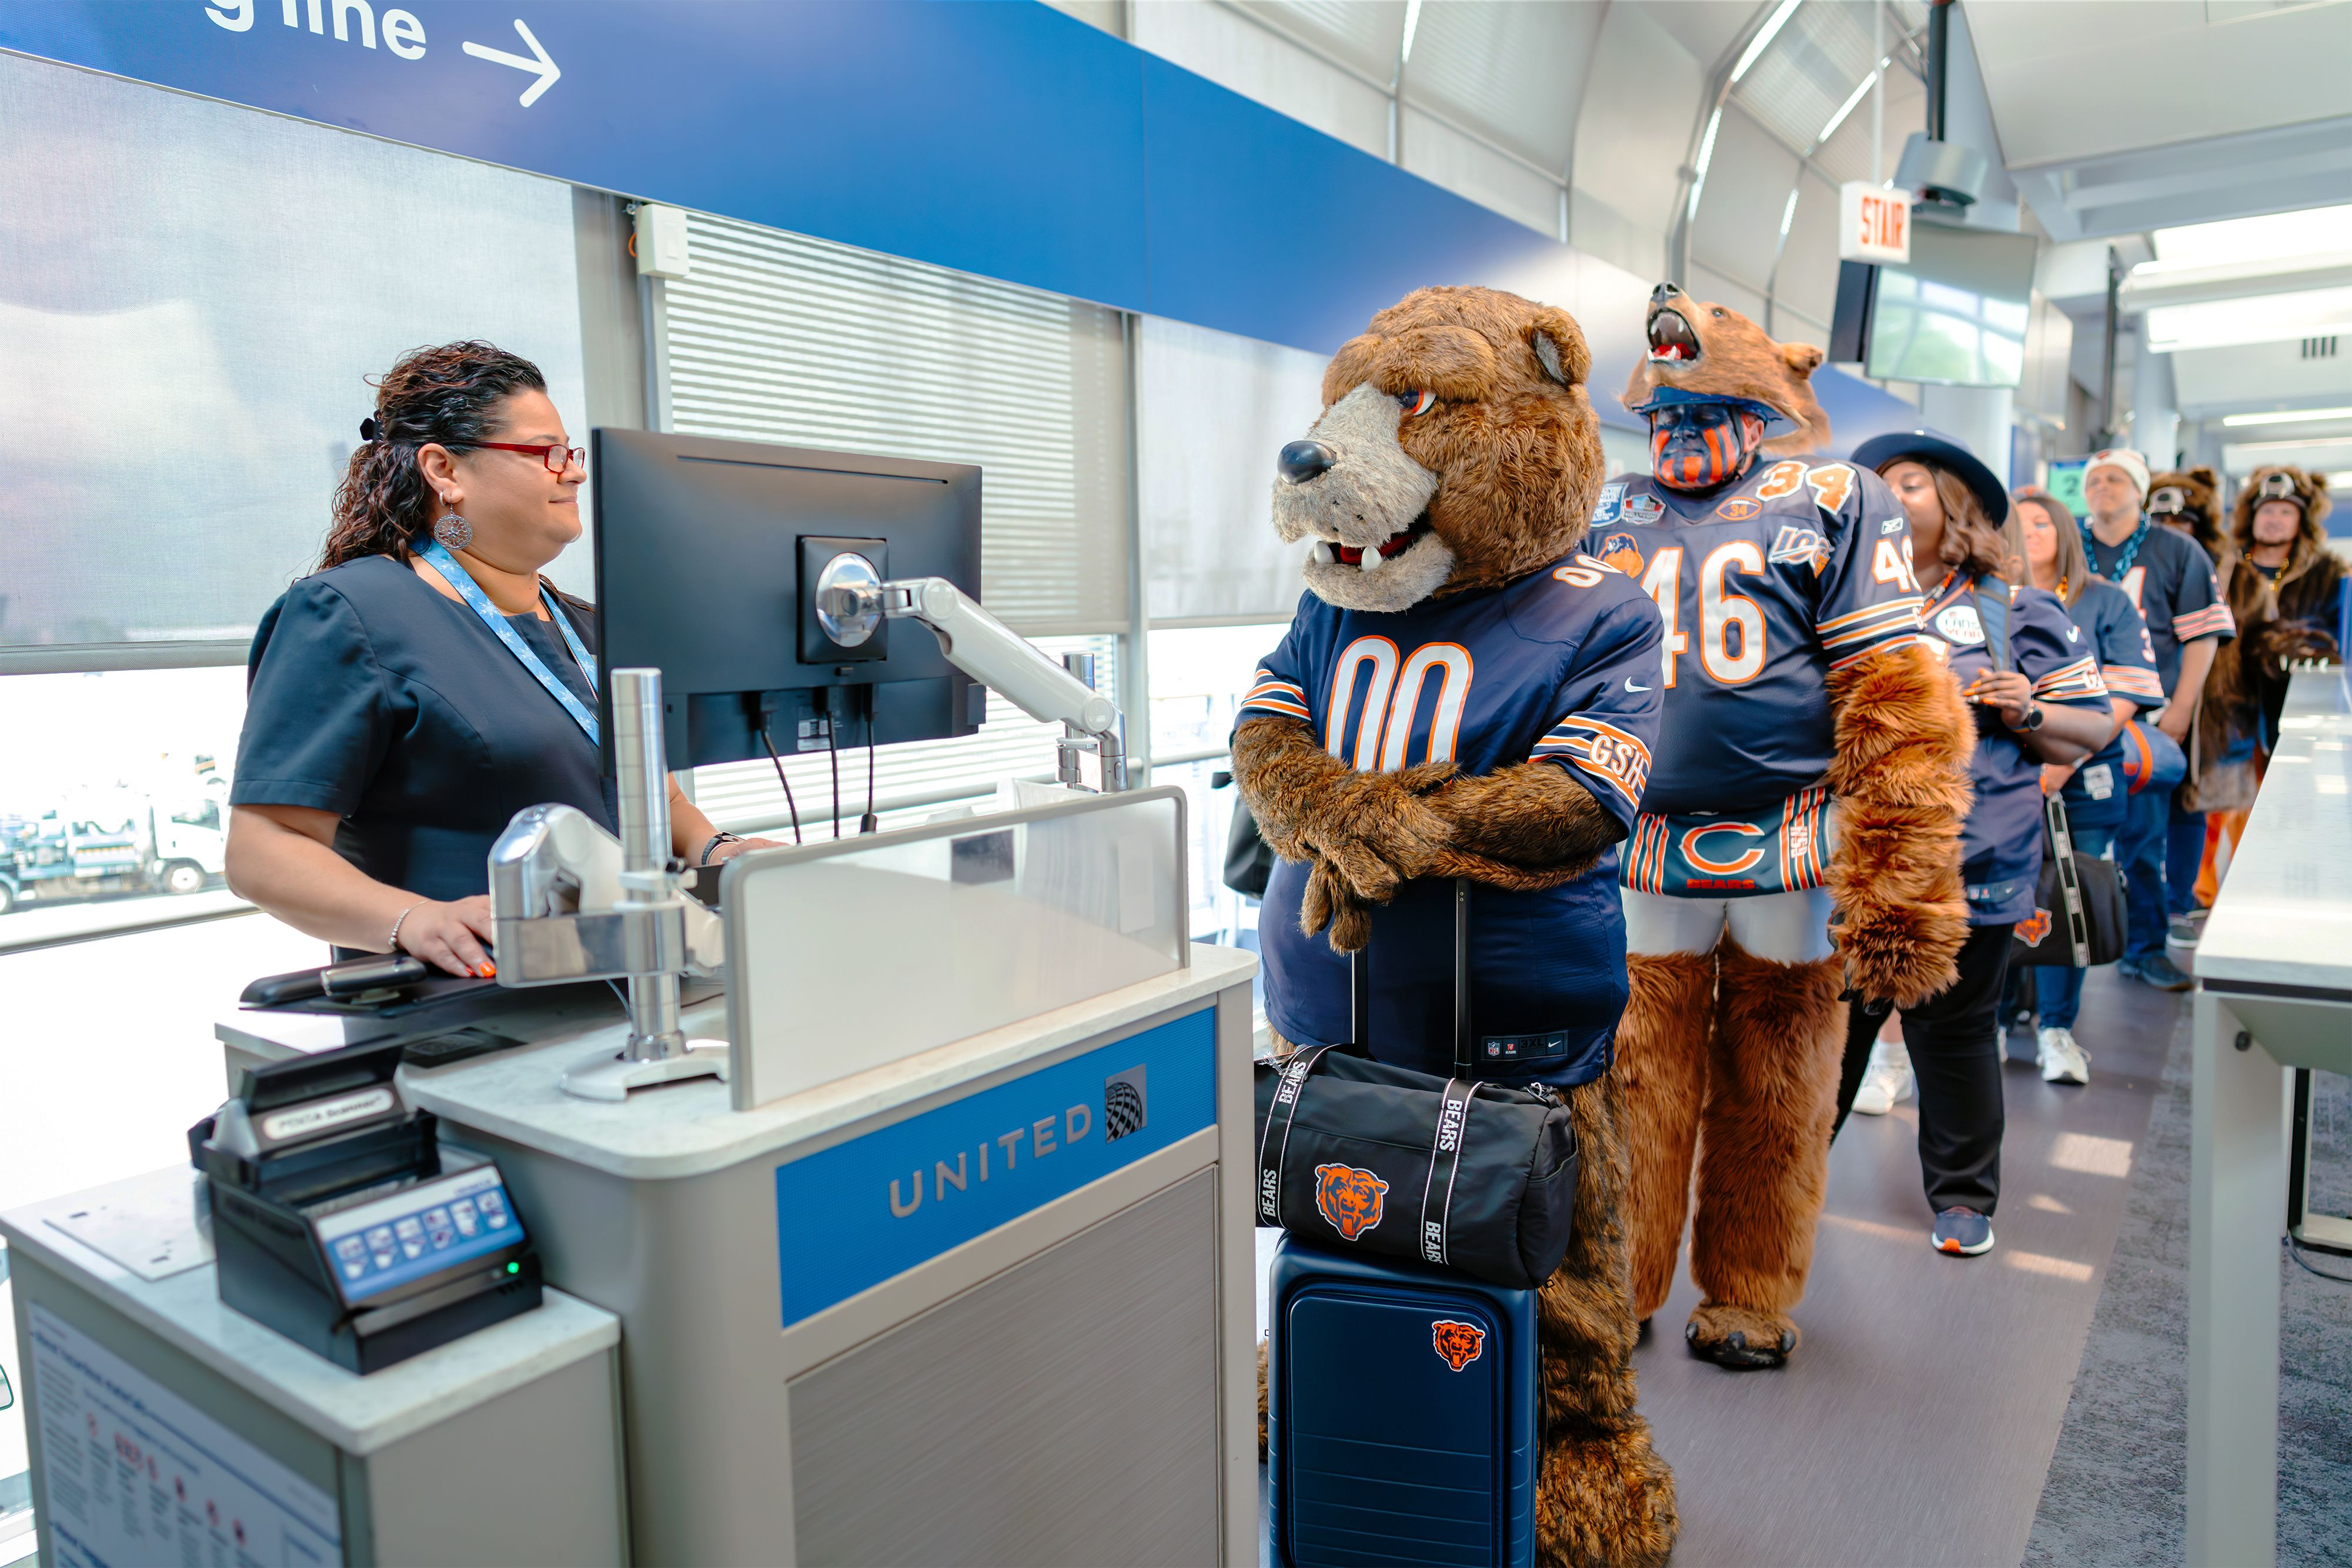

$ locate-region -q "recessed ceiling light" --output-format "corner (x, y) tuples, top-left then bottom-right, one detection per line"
(2221, 406), (2352, 427)
(2154, 203), (2352, 269)
(2145, 284), (2352, 353)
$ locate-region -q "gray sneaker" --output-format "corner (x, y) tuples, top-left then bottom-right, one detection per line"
(1932, 1208), (1994, 1256)
(2168, 911), (2207, 949)
(2125, 952), (2194, 991)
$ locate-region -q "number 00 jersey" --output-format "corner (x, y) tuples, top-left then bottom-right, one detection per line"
(1592, 460), (1927, 817)
(1236, 554), (1663, 1085)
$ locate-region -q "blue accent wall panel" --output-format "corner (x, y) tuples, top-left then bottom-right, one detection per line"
(773, 1007), (1215, 1325)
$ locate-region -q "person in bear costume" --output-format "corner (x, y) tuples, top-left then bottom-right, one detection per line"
(2230, 465), (2344, 744)
(1233, 285), (1679, 1568)
(1604, 285), (1973, 1369)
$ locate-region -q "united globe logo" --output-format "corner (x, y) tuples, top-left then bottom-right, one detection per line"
(1103, 1066), (1148, 1141)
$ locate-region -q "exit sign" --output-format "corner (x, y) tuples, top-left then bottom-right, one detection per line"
(1839, 182), (1911, 265)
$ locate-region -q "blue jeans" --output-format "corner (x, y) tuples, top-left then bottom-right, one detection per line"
(2165, 790), (2207, 918)
(2032, 823), (2117, 1029)
(2119, 787), (2171, 961)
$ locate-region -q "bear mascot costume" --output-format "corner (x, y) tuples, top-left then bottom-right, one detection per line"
(1603, 284), (1973, 1369)
(1233, 286), (1679, 1567)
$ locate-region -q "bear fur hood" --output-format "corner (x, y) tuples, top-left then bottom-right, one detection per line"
(2233, 465), (2336, 589)
(2149, 466), (2227, 561)
(1269, 286), (1605, 612)
(1619, 283), (1831, 457)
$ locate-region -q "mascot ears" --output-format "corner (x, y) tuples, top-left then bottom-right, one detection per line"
(1530, 307), (1591, 389)
(1780, 340), (1825, 378)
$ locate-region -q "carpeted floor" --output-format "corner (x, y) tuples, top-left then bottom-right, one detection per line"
(2022, 1024), (2352, 1567)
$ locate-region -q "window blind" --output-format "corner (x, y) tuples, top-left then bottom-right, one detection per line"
(660, 213), (1131, 635)
(0, 53), (586, 674)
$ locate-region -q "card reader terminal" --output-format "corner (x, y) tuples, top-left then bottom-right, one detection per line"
(191, 1039), (543, 1373)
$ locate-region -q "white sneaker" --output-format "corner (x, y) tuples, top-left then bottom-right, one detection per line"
(2037, 1026), (2090, 1086)
(1850, 1036), (1915, 1116)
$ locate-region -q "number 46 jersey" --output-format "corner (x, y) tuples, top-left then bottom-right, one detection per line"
(1592, 459), (1927, 818)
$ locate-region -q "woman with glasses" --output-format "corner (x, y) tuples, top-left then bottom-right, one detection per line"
(225, 341), (777, 976)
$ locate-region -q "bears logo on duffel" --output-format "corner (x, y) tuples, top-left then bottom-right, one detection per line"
(2016, 907), (2052, 947)
(1313, 1163), (1389, 1241)
(1431, 1320), (1486, 1372)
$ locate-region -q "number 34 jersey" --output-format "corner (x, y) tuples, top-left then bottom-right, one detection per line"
(1592, 459), (1929, 817)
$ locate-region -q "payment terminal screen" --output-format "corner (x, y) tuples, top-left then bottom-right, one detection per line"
(312, 1164), (523, 1303)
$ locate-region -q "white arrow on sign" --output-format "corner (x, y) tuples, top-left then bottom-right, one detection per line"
(462, 19), (560, 108)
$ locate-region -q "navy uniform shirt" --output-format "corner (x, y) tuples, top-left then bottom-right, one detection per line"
(1238, 553), (1663, 1085)
(1916, 576), (2111, 924)
(1596, 460), (1927, 817)
(2084, 521), (2233, 700)
(2059, 576), (2161, 831)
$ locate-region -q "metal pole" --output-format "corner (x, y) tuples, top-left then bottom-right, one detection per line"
(610, 667), (684, 1062)
(2100, 248), (2122, 446)
(1872, 1), (1885, 184)
(1925, 0), (1950, 142)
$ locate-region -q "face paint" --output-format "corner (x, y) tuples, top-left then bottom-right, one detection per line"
(1648, 402), (1766, 492)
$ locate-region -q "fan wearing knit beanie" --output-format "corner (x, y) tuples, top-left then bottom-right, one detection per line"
(2080, 449), (2235, 989)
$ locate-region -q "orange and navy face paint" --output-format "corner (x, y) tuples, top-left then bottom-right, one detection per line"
(1649, 403), (1766, 492)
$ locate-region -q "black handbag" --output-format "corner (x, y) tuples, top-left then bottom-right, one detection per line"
(1252, 881), (1580, 1290)
(2009, 791), (2127, 969)
(1220, 787), (1275, 898)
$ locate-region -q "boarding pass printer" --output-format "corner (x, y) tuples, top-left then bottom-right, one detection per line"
(187, 569), (1258, 1565)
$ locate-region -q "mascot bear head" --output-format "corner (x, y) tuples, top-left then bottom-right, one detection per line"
(1269, 285), (1605, 613)
(2149, 466), (2226, 557)
(2233, 464), (2333, 558)
(1621, 282), (1830, 458)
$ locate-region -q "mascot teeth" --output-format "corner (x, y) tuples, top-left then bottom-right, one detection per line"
(1309, 540), (1332, 565)
(1359, 544), (1386, 573)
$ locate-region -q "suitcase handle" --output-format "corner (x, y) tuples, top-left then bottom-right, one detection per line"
(1347, 877), (1473, 1075)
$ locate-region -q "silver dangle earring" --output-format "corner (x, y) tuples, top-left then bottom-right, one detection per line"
(432, 509), (472, 550)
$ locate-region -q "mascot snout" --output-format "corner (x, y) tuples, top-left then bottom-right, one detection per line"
(1271, 383), (1449, 612)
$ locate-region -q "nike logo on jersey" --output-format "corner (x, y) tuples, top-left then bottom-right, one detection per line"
(1625, 677), (1652, 692)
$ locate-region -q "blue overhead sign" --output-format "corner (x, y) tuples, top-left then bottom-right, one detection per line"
(1, 0), (1922, 438)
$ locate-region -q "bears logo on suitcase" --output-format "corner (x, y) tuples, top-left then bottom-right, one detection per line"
(1432, 1319), (1486, 1372)
(1312, 1164), (1388, 1240)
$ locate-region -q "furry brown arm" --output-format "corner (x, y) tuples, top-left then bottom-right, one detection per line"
(1422, 761), (1628, 888)
(1230, 713), (1455, 903)
(1822, 642), (1973, 1009)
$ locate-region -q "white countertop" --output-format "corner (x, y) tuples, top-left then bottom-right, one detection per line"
(2197, 668), (2352, 994)
(0, 1166), (619, 1456)
(388, 945), (1255, 1181)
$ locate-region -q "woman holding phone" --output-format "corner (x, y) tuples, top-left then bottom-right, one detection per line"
(1835, 432), (2112, 1258)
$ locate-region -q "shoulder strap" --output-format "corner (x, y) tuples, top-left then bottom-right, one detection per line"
(1257, 1044), (1336, 1226)
(1974, 577), (2013, 674)
(2043, 792), (2092, 968)
(1419, 877), (1476, 1269)
(1454, 878), (1473, 1074)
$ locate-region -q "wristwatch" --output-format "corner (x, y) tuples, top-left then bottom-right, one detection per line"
(2016, 701), (2044, 732)
(699, 831), (743, 865)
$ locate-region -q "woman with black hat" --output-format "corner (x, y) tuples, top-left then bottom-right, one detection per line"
(1833, 430), (2113, 1258)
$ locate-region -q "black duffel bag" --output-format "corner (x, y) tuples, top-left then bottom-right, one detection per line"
(1252, 881), (1579, 1290)
(2009, 791), (2127, 970)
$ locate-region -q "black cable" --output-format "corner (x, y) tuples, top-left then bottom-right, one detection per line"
(2285, 1233), (2352, 1285)
(860, 684), (878, 835)
(826, 692), (841, 839)
(754, 721), (804, 844)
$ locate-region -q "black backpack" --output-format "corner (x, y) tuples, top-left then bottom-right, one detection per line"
(1252, 881), (1581, 1290)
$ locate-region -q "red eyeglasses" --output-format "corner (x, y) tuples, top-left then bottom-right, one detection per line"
(472, 440), (586, 473)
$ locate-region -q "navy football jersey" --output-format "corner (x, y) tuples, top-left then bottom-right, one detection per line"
(2060, 576), (2160, 830)
(1596, 459), (1927, 816)
(1237, 553), (1663, 1085)
(2085, 521), (2233, 699)
(1917, 576), (2111, 925)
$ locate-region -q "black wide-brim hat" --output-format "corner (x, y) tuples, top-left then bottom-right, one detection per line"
(1851, 428), (2010, 527)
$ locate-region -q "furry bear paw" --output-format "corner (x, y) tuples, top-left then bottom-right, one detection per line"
(1535, 1421), (1680, 1568)
(1683, 1300), (1799, 1370)
(1302, 759), (1458, 901)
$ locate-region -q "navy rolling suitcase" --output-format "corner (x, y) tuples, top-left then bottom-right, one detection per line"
(1266, 883), (1541, 1568)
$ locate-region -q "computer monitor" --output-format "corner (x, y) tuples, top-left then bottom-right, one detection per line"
(590, 429), (985, 774)
(1830, 221), (2039, 389)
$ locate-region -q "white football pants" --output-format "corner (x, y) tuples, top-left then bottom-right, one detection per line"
(1619, 885), (1837, 965)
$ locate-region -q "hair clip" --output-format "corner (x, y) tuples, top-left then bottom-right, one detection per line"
(359, 416), (380, 442)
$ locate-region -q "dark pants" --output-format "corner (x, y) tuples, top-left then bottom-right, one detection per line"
(2030, 822), (2118, 1029)
(2164, 790), (2206, 918)
(2118, 786), (2170, 960)
(1835, 922), (2016, 1215)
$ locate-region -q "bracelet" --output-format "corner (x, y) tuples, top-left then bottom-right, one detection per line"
(699, 832), (742, 866)
(387, 902), (422, 954)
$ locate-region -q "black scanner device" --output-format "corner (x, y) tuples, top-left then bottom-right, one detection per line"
(191, 1041), (542, 1373)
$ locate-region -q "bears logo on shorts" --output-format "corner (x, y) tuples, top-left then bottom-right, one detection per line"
(1313, 1163), (1389, 1240)
(2015, 907), (2052, 947)
(1431, 1319), (1486, 1372)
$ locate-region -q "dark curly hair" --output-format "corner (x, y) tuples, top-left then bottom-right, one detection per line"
(319, 342), (547, 571)
(1873, 457), (2013, 584)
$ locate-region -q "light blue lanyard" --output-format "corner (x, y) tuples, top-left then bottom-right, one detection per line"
(418, 539), (600, 744)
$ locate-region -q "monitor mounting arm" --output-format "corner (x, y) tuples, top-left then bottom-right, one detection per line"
(813, 559), (1131, 792)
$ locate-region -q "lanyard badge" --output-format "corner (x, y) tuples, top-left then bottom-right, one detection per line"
(417, 540), (601, 744)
